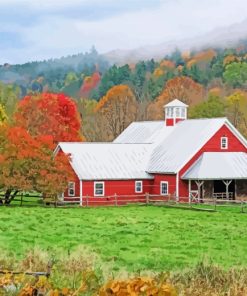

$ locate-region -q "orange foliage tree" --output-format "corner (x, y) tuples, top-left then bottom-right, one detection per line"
(148, 76), (203, 119)
(0, 125), (73, 204)
(187, 49), (216, 69)
(14, 93), (83, 144)
(95, 85), (137, 140)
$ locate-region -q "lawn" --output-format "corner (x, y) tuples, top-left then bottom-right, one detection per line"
(0, 205), (247, 272)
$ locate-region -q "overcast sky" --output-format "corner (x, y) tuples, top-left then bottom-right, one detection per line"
(1, 0), (247, 64)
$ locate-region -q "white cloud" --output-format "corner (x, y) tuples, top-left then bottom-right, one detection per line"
(1, 0), (247, 63)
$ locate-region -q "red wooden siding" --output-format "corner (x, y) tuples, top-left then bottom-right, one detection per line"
(81, 179), (153, 197)
(166, 118), (184, 126)
(150, 174), (176, 196)
(178, 124), (247, 198)
(63, 123), (246, 204)
(64, 179), (153, 198)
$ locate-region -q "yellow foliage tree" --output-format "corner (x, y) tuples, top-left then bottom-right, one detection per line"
(226, 91), (247, 137)
(0, 104), (8, 124)
(153, 67), (165, 78)
(95, 85), (138, 140)
(223, 55), (240, 67)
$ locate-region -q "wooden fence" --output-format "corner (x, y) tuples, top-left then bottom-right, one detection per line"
(1, 192), (247, 213)
(63, 193), (173, 207)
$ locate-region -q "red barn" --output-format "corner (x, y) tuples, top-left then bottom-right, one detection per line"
(55, 99), (247, 205)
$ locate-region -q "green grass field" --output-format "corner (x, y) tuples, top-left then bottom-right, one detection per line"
(1, 205), (247, 272)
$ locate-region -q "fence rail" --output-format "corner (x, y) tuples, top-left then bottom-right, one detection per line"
(1, 192), (247, 213)
(63, 193), (173, 207)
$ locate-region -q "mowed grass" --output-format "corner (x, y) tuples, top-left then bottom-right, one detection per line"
(0, 205), (247, 272)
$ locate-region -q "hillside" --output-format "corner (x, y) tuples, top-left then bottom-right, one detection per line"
(0, 47), (109, 98)
(1, 40), (247, 141)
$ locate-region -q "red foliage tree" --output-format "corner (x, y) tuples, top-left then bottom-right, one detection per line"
(79, 72), (101, 97)
(14, 93), (83, 144)
(0, 124), (73, 204)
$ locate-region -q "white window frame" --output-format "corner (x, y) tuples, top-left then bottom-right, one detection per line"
(181, 107), (186, 118)
(94, 181), (104, 197)
(160, 181), (169, 196)
(135, 181), (143, 193)
(68, 182), (75, 197)
(175, 107), (180, 117)
(221, 136), (228, 149)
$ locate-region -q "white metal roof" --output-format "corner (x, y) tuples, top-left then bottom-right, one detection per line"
(57, 143), (153, 180)
(147, 118), (230, 173)
(164, 99), (188, 108)
(113, 121), (175, 144)
(182, 152), (247, 180)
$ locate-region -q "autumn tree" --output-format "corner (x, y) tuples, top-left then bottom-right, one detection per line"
(77, 98), (101, 141)
(95, 85), (138, 140)
(14, 93), (83, 144)
(79, 72), (101, 97)
(226, 91), (247, 137)
(0, 104), (8, 124)
(0, 125), (73, 204)
(147, 76), (203, 119)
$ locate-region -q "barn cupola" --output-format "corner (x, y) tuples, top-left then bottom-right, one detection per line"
(164, 99), (188, 126)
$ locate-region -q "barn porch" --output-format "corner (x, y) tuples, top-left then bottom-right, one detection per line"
(182, 152), (247, 200)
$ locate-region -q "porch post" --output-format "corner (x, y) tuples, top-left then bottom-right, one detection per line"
(188, 179), (191, 202)
(223, 180), (232, 199)
(195, 180), (204, 201)
(80, 180), (83, 206)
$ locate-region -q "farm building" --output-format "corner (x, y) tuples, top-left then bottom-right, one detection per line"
(55, 99), (247, 205)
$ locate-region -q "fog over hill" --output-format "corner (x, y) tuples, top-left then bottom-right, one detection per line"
(104, 18), (247, 64)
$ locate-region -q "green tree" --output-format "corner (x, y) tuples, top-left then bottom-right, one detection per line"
(189, 94), (226, 118)
(223, 62), (247, 87)
(0, 82), (20, 116)
(64, 72), (78, 86)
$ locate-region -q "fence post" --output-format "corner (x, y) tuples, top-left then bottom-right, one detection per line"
(54, 195), (57, 208)
(114, 193), (118, 206)
(214, 198), (217, 211)
(145, 193), (149, 205)
(241, 200), (244, 213)
(20, 193), (23, 207)
(86, 195), (89, 207)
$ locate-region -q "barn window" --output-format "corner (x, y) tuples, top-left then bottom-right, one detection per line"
(135, 181), (143, 193)
(160, 181), (169, 195)
(221, 137), (228, 149)
(181, 108), (186, 118)
(68, 182), (75, 196)
(94, 182), (104, 196)
(175, 107), (180, 117)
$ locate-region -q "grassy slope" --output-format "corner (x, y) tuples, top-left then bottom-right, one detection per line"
(0, 205), (247, 272)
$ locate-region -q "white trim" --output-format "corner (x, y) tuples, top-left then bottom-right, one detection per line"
(135, 180), (143, 193)
(68, 181), (75, 197)
(80, 180), (83, 206)
(160, 181), (169, 195)
(176, 173), (179, 201)
(177, 118), (247, 173)
(94, 181), (105, 196)
(221, 136), (228, 149)
(225, 120), (247, 148)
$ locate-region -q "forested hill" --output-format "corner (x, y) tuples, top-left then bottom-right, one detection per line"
(1, 42), (247, 141)
(0, 47), (109, 97)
